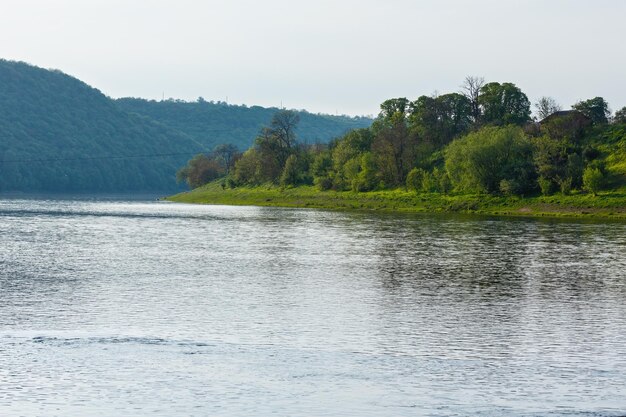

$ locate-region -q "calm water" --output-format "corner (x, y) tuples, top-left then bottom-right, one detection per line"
(1, 198), (625, 417)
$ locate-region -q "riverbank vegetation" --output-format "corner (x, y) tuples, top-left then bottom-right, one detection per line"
(173, 77), (626, 217)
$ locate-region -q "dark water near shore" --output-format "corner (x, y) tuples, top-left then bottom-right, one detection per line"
(1, 198), (625, 416)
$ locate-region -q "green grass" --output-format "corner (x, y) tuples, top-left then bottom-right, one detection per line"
(166, 182), (626, 219)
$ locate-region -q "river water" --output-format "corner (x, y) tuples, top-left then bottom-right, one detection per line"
(0, 197), (625, 417)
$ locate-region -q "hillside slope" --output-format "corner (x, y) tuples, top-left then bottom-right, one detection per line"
(0, 60), (204, 192)
(115, 98), (372, 151)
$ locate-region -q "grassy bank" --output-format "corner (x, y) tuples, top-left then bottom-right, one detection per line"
(166, 182), (626, 219)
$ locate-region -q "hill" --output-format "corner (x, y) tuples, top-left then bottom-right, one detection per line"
(115, 98), (372, 151)
(0, 59), (371, 193)
(0, 59), (205, 192)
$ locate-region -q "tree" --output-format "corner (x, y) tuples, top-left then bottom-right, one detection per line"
(351, 152), (378, 192)
(253, 110), (301, 182)
(406, 167), (425, 192)
(445, 126), (535, 194)
(233, 148), (262, 184)
(330, 128), (373, 190)
(613, 106), (626, 124)
(372, 111), (413, 186)
(212, 143), (240, 173)
(176, 154), (224, 188)
(409, 93), (472, 146)
(572, 97), (611, 124)
(535, 96), (562, 120)
(378, 97), (410, 119)
(478, 82), (531, 125)
(280, 154), (299, 187)
(311, 151), (333, 190)
(461, 75), (485, 123)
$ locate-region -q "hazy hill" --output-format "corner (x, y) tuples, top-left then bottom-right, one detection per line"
(0, 59), (203, 192)
(115, 98), (372, 151)
(0, 59), (371, 192)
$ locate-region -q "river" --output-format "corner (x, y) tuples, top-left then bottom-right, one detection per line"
(1, 197), (625, 416)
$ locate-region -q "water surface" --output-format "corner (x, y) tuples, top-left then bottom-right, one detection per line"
(1, 198), (625, 416)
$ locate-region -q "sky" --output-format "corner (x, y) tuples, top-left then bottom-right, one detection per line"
(0, 0), (624, 116)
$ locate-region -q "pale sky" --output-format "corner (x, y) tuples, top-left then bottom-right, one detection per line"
(1, 0), (624, 116)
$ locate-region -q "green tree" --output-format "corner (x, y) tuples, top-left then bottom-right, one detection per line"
(212, 143), (240, 173)
(614, 106), (626, 124)
(534, 96), (561, 120)
(311, 150), (333, 190)
(461, 75), (485, 124)
(378, 97), (410, 119)
(572, 97), (610, 124)
(445, 126), (535, 194)
(233, 148), (262, 184)
(406, 167), (425, 192)
(330, 128), (373, 190)
(253, 110), (301, 182)
(409, 93), (472, 146)
(176, 154), (224, 188)
(280, 154), (299, 187)
(372, 108), (414, 187)
(351, 152), (378, 192)
(478, 82), (531, 125)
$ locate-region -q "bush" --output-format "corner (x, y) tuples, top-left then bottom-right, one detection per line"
(499, 179), (516, 196)
(406, 168), (425, 192)
(314, 176), (333, 191)
(582, 167), (604, 196)
(558, 176), (572, 195)
(351, 153), (378, 192)
(538, 176), (555, 196)
(434, 167), (451, 194)
(445, 125), (535, 194)
(280, 154), (299, 187)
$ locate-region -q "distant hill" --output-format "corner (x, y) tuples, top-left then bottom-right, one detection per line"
(0, 59), (372, 193)
(0, 60), (204, 192)
(115, 98), (372, 151)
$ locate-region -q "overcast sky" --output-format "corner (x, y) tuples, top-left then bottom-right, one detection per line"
(1, 0), (624, 116)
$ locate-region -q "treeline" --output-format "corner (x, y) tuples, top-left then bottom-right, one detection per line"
(116, 98), (372, 151)
(179, 77), (626, 197)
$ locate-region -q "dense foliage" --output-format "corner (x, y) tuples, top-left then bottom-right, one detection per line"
(204, 77), (625, 199)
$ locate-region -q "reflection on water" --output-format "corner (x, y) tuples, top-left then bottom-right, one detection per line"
(1, 198), (625, 417)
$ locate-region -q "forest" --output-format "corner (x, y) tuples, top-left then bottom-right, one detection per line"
(177, 77), (626, 200)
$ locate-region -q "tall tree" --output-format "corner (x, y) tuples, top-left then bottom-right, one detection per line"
(478, 82), (531, 126)
(409, 93), (471, 146)
(212, 143), (240, 173)
(253, 110), (301, 182)
(461, 75), (485, 123)
(378, 98), (410, 119)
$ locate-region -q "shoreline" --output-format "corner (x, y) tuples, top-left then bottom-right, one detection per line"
(166, 182), (626, 220)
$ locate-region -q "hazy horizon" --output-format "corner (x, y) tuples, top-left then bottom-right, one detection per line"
(1, 0), (625, 117)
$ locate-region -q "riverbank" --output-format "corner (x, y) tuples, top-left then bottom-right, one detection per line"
(166, 182), (626, 219)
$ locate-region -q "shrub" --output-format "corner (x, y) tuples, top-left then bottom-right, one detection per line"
(558, 176), (573, 195)
(582, 167), (604, 196)
(538, 176), (555, 196)
(406, 168), (425, 192)
(280, 154), (299, 187)
(445, 125), (535, 194)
